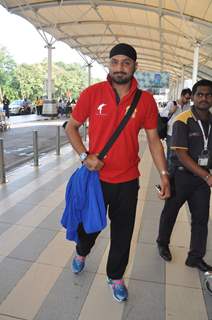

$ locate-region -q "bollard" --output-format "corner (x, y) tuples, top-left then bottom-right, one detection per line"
(56, 125), (60, 155)
(0, 138), (6, 183)
(33, 130), (39, 166)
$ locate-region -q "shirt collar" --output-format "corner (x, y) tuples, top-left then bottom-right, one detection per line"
(191, 105), (212, 123)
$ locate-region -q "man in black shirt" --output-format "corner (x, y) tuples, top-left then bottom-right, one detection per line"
(157, 79), (212, 272)
(3, 95), (10, 118)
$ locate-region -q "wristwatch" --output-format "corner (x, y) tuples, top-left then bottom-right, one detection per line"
(79, 152), (88, 162)
(160, 170), (169, 176)
(204, 174), (211, 181)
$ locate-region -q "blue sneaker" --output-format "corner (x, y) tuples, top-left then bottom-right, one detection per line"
(107, 278), (128, 302)
(71, 254), (85, 274)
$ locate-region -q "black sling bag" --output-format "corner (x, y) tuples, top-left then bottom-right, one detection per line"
(98, 89), (142, 160)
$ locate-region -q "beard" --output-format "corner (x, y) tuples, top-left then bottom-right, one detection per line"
(196, 102), (211, 110)
(110, 72), (134, 84)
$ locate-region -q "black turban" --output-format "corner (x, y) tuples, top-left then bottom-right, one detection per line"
(109, 43), (137, 61)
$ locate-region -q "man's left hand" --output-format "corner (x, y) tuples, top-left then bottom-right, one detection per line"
(158, 176), (170, 200)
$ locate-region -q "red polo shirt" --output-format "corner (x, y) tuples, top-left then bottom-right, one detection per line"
(72, 77), (158, 183)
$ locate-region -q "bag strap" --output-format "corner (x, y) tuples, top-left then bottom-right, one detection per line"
(98, 89), (142, 160)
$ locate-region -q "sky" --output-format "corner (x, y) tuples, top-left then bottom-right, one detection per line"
(0, 5), (107, 79)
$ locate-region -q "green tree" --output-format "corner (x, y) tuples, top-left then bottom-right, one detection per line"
(15, 63), (45, 100)
(0, 46), (99, 104)
(0, 47), (17, 100)
(54, 62), (87, 100)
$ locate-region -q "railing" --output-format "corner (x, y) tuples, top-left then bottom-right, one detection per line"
(0, 138), (6, 183)
(0, 125), (62, 183)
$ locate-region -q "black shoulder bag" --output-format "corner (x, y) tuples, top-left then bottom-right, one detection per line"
(98, 89), (142, 160)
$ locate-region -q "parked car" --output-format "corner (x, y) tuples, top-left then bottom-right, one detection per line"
(9, 100), (36, 115)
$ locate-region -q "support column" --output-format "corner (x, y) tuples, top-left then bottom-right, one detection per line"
(175, 77), (179, 100)
(180, 66), (185, 93)
(172, 81), (176, 100)
(168, 81), (174, 100)
(192, 42), (200, 85)
(47, 44), (53, 100)
(42, 43), (57, 117)
(83, 63), (92, 141)
(88, 63), (92, 86)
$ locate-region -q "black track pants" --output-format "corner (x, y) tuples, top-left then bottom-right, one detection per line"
(76, 178), (139, 279)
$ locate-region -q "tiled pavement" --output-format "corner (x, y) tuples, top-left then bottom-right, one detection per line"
(0, 134), (212, 320)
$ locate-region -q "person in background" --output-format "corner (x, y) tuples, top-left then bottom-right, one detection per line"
(22, 98), (31, 114)
(160, 89), (192, 175)
(157, 79), (212, 272)
(64, 43), (170, 302)
(65, 98), (72, 117)
(58, 98), (65, 116)
(37, 96), (43, 115)
(35, 97), (40, 115)
(3, 95), (10, 118)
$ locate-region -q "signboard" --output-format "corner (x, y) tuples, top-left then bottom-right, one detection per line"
(135, 71), (170, 94)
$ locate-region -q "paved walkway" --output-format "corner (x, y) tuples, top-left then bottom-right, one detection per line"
(0, 134), (212, 320)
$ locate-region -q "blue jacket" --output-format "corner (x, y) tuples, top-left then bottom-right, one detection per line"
(61, 165), (107, 243)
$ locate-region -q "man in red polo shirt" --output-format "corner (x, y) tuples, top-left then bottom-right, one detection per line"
(65, 43), (170, 302)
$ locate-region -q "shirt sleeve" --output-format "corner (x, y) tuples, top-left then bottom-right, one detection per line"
(143, 93), (158, 129)
(171, 120), (188, 150)
(72, 88), (91, 124)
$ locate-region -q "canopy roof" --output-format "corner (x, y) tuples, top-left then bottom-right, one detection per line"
(1, 0), (212, 82)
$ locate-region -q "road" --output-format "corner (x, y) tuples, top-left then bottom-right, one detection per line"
(0, 115), (71, 171)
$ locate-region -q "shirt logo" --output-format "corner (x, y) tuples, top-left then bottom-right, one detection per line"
(97, 103), (107, 115)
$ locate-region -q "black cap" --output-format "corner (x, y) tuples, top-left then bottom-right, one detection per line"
(109, 43), (137, 61)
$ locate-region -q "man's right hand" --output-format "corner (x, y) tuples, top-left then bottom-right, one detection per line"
(84, 154), (104, 171)
(205, 174), (212, 187)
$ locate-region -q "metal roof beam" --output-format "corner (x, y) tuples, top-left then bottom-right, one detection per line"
(41, 19), (192, 41)
(41, 20), (185, 38)
(159, 0), (163, 71)
(63, 33), (212, 54)
(99, 53), (192, 67)
(94, 55), (188, 74)
(9, 0), (212, 28)
(91, 54), (212, 79)
(71, 42), (209, 62)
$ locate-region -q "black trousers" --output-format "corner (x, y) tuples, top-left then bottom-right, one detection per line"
(76, 178), (139, 279)
(3, 106), (9, 118)
(157, 169), (211, 262)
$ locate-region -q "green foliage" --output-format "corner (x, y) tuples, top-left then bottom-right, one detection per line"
(15, 63), (45, 100)
(53, 62), (87, 100)
(0, 47), (98, 103)
(0, 46), (17, 100)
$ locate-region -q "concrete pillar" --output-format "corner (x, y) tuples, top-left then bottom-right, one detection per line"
(47, 44), (53, 100)
(168, 81), (175, 100)
(42, 43), (57, 117)
(180, 66), (185, 93)
(192, 42), (200, 85)
(175, 77), (180, 100)
(88, 63), (92, 86)
(83, 63), (93, 141)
